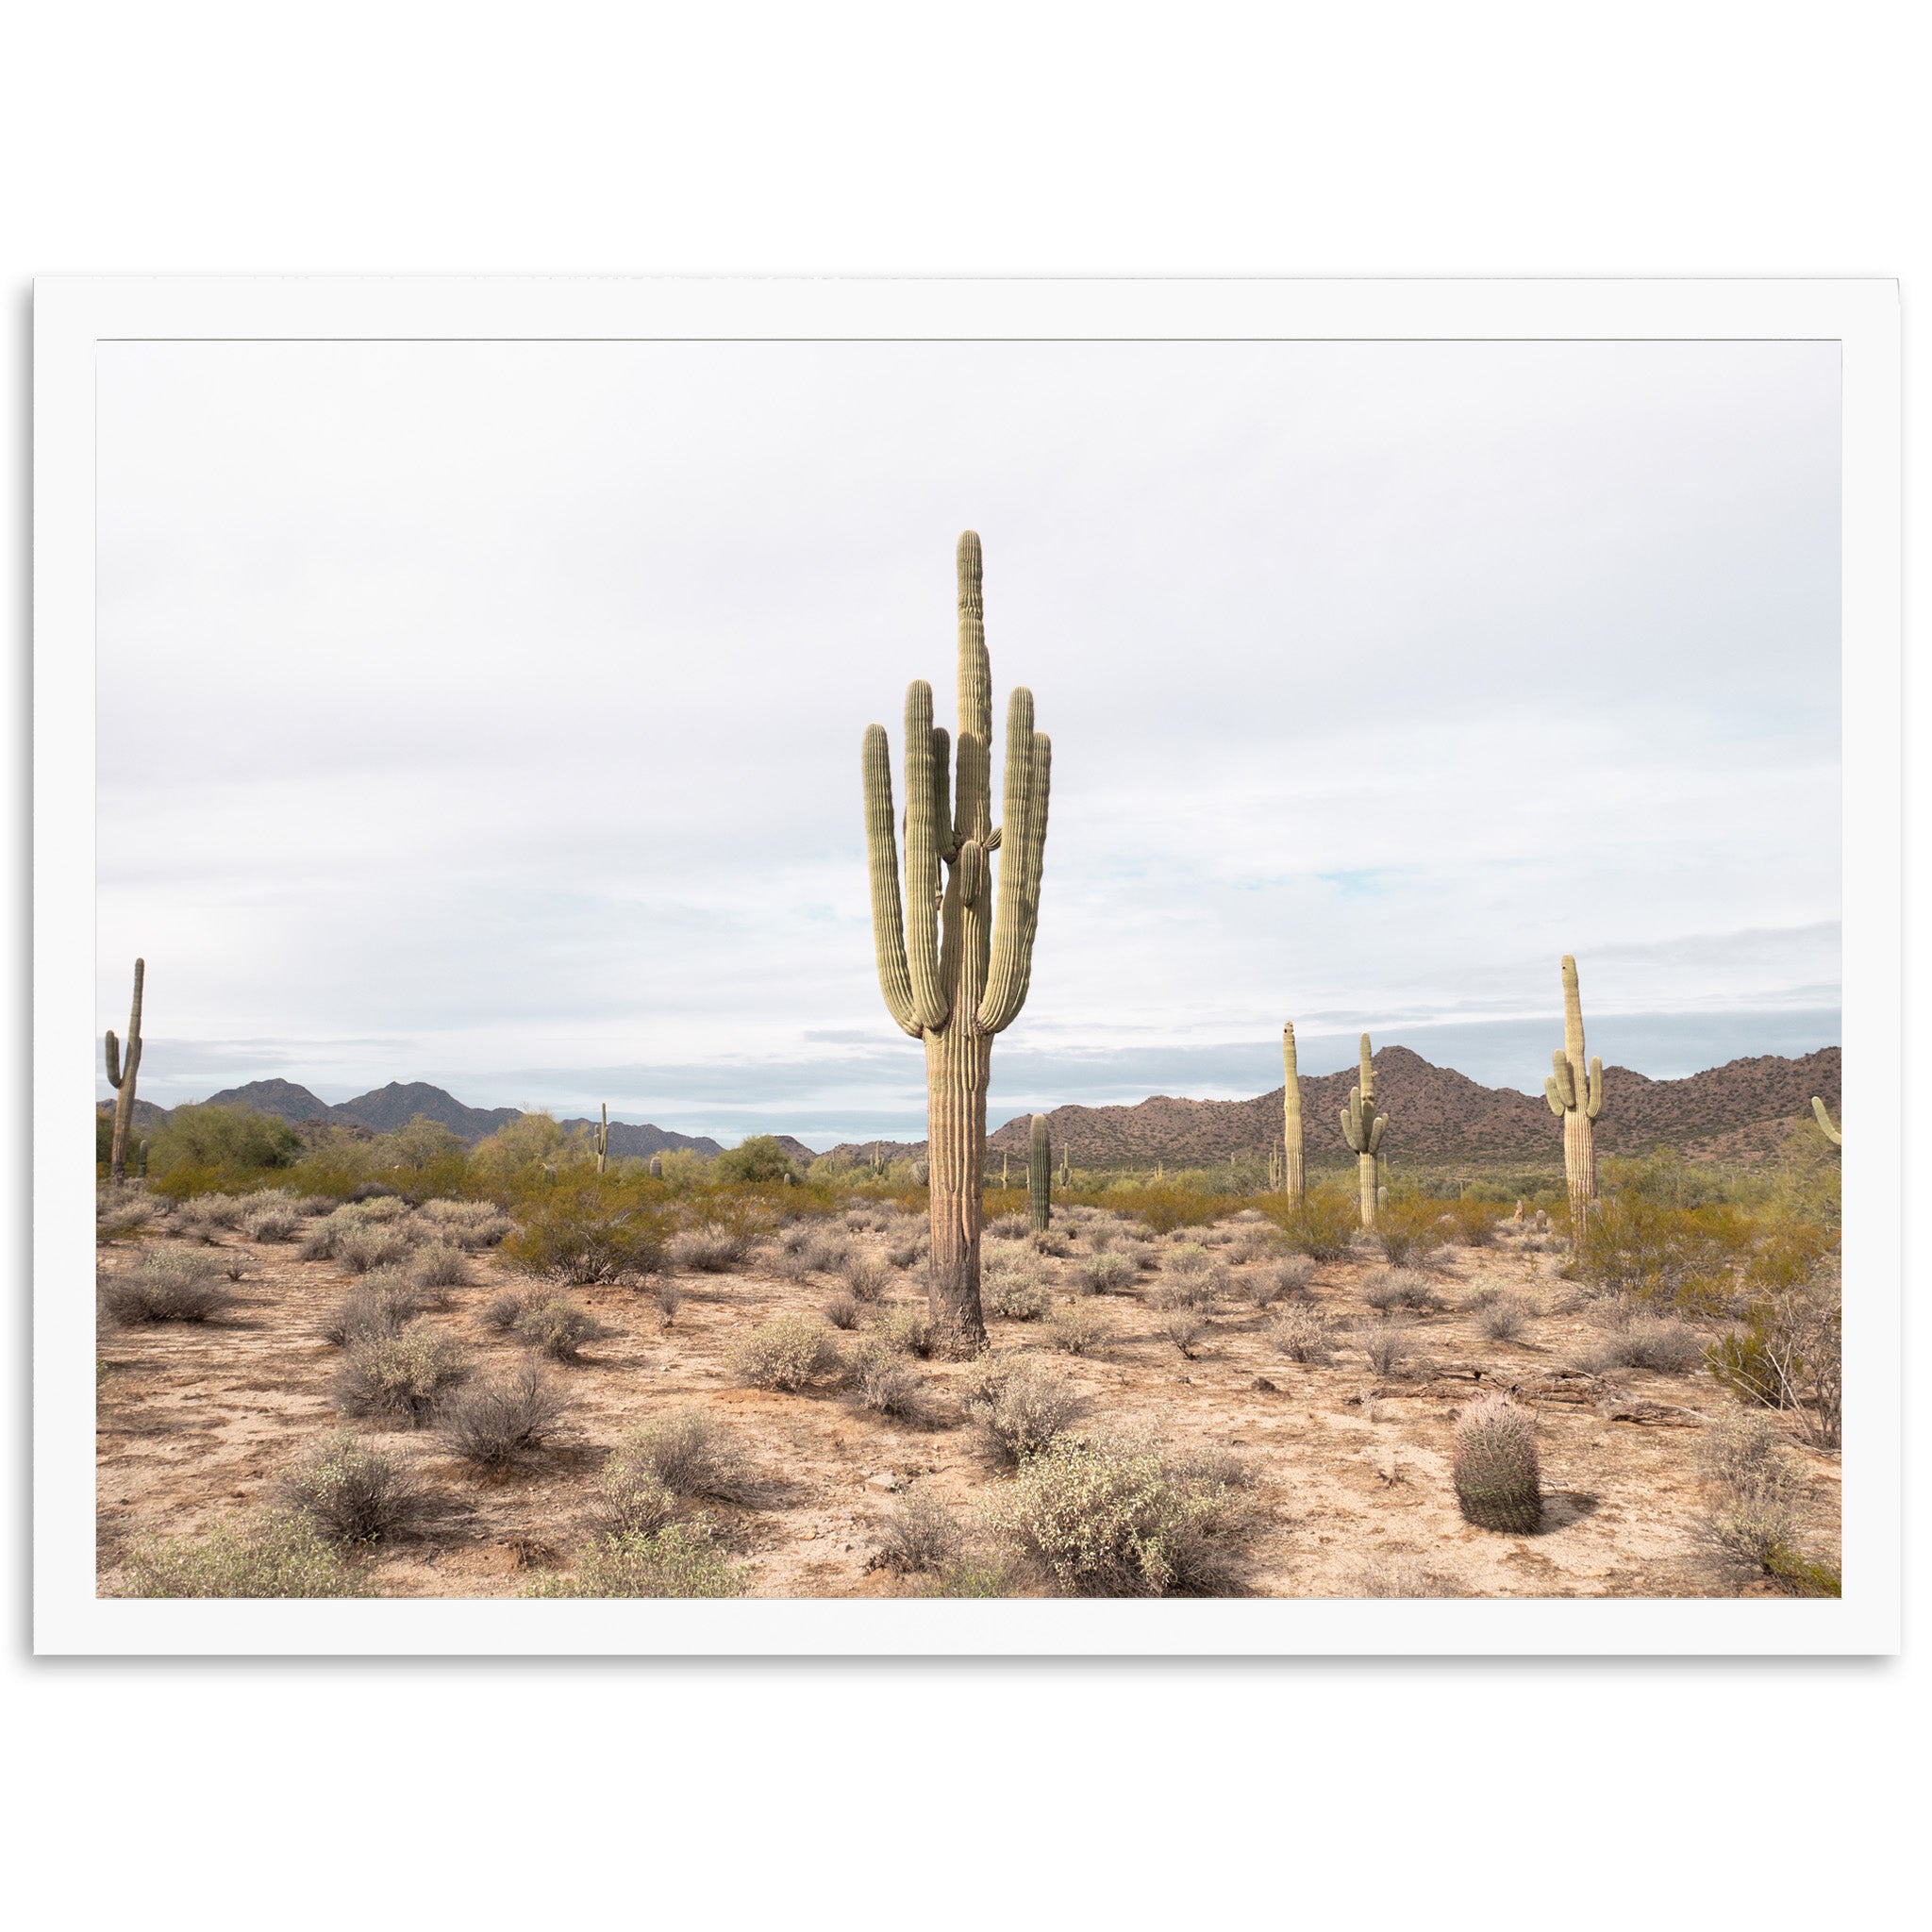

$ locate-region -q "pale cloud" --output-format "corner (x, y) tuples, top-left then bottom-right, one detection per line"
(96, 338), (1840, 1141)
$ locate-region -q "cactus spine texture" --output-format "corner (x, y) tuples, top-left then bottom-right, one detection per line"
(1452, 1393), (1542, 1533)
(1810, 1096), (1842, 1147)
(1028, 1114), (1052, 1232)
(862, 532), (1052, 1354)
(104, 957), (145, 1183)
(1544, 955), (1604, 1233)
(591, 1103), (610, 1174)
(1338, 1032), (1389, 1227)
(1281, 1022), (1306, 1206)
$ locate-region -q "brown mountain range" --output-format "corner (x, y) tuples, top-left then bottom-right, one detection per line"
(827, 1045), (1841, 1172)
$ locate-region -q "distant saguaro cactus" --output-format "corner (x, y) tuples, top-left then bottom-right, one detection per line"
(591, 1103), (610, 1174)
(648, 1154), (663, 1179)
(1452, 1393), (1542, 1533)
(1544, 955), (1605, 1233)
(1339, 1032), (1389, 1227)
(1810, 1096), (1842, 1147)
(1281, 1022), (1306, 1206)
(862, 531), (1053, 1353)
(104, 957), (145, 1183)
(1028, 1114), (1052, 1232)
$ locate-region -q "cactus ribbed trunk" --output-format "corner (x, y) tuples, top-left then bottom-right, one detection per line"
(862, 532), (1052, 1357)
(1028, 1113), (1051, 1232)
(1544, 956), (1604, 1238)
(1339, 1032), (1388, 1229)
(1281, 1022), (1306, 1206)
(106, 958), (145, 1183)
(925, 1015), (993, 1351)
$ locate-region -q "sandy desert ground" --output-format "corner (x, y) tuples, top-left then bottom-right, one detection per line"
(94, 1203), (1840, 1599)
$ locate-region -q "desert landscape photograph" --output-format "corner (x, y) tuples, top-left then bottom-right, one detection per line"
(89, 335), (1844, 1609)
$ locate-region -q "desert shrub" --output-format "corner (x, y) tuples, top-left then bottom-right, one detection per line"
(243, 1205), (300, 1243)
(1123, 1188), (1229, 1238)
(1360, 1267), (1441, 1312)
(98, 1248), (236, 1324)
(1474, 1293), (1535, 1342)
(95, 1200), (153, 1243)
(669, 1222), (753, 1273)
(501, 1178), (665, 1284)
(115, 1508), (365, 1598)
(1227, 1226), (1281, 1266)
(593, 1464), (678, 1539)
(1046, 1301), (1110, 1356)
(1355, 1317), (1417, 1377)
(987, 1274), (1053, 1322)
(1263, 1191), (1359, 1261)
(1370, 1197), (1445, 1267)
(1080, 1250), (1137, 1294)
(1695, 1412), (1836, 1593)
(336, 1224), (420, 1275)
(1707, 1269), (1842, 1449)
(1452, 1393), (1541, 1532)
(1336, 1554), (1445, 1598)
(192, 1193), (250, 1229)
(276, 1432), (434, 1542)
(1267, 1305), (1335, 1364)
(986, 1212), (1031, 1240)
(1574, 1194), (1758, 1312)
(416, 1198), (513, 1247)
(1584, 1309), (1706, 1374)
(848, 1339), (924, 1417)
(610, 1406), (758, 1502)
(802, 1230), (852, 1274)
(525, 1520), (746, 1598)
(511, 1296), (611, 1362)
(434, 1359), (567, 1464)
(964, 1356), (1086, 1465)
(1031, 1228), (1072, 1258)
(321, 1270), (428, 1346)
(1439, 1199), (1504, 1248)
(840, 1252), (891, 1303)
(293, 1196), (336, 1216)
(729, 1314), (841, 1391)
(404, 1240), (471, 1291)
(917, 1557), (1018, 1598)
(1158, 1249), (1225, 1307)
(871, 1490), (964, 1573)
(871, 1303), (935, 1357)
(1158, 1304), (1207, 1358)
(983, 1435), (1238, 1596)
(824, 1291), (861, 1329)
(334, 1327), (470, 1424)
(886, 1232), (929, 1270)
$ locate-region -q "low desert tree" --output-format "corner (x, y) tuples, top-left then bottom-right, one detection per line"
(713, 1134), (800, 1184)
(146, 1103), (301, 1196)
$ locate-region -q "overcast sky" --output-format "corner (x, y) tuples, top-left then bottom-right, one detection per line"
(95, 338), (1840, 1145)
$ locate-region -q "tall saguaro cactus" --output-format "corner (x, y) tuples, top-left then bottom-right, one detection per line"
(1544, 954), (1605, 1233)
(1028, 1114), (1052, 1232)
(1810, 1096), (1842, 1147)
(104, 957), (145, 1183)
(1281, 1022), (1306, 1206)
(1339, 1032), (1388, 1227)
(863, 532), (1052, 1353)
(591, 1103), (610, 1174)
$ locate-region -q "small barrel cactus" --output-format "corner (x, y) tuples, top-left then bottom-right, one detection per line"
(1028, 1113), (1052, 1232)
(647, 1155), (663, 1179)
(1452, 1392), (1541, 1533)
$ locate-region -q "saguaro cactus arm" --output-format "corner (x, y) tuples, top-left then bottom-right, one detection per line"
(1811, 1095), (1842, 1146)
(978, 686), (1052, 1033)
(862, 725), (924, 1038)
(106, 1030), (123, 1088)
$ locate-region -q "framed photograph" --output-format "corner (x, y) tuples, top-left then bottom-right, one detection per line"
(37, 276), (1899, 1654)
